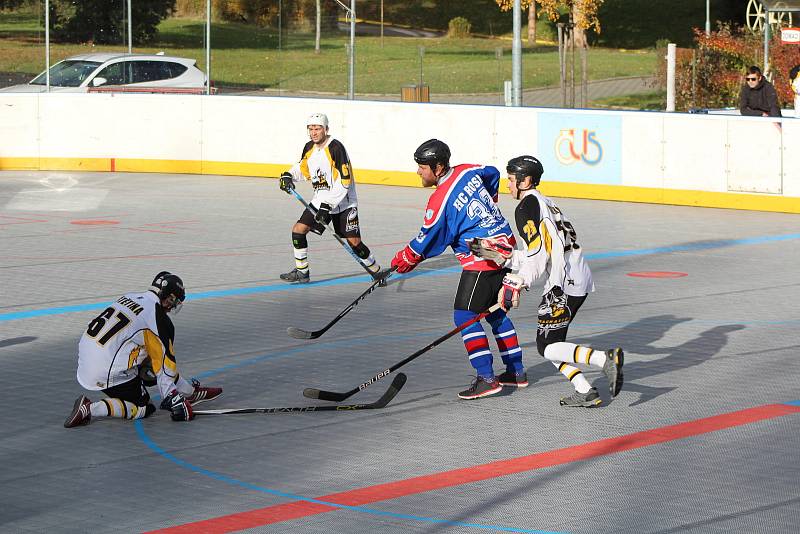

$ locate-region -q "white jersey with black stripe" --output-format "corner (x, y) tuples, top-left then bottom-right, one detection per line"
(288, 137), (358, 214)
(508, 188), (594, 297)
(77, 290), (178, 397)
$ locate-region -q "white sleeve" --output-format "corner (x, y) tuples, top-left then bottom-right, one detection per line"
(288, 162), (306, 182)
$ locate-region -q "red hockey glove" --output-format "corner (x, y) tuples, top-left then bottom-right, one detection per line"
(497, 273), (526, 311)
(391, 245), (423, 274)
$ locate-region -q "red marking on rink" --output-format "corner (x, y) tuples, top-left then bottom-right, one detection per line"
(627, 271), (688, 278)
(0, 215), (48, 226)
(111, 158), (115, 172)
(69, 220), (119, 226)
(147, 403), (800, 534)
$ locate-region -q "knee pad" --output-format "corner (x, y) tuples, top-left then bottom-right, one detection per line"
(351, 242), (370, 259)
(292, 232), (308, 249)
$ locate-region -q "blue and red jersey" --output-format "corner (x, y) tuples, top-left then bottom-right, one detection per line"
(407, 164), (515, 271)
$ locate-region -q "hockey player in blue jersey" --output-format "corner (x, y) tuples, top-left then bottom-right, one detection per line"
(390, 139), (525, 400)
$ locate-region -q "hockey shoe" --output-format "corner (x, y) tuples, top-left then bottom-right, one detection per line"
(280, 268), (310, 284)
(458, 376), (502, 400)
(602, 347), (624, 397)
(186, 379), (223, 406)
(497, 370), (529, 388)
(560, 387), (602, 408)
(64, 395), (92, 428)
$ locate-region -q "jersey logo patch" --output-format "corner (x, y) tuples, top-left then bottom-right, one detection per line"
(312, 170), (330, 191)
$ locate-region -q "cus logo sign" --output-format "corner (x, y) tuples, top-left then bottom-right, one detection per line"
(555, 128), (603, 166)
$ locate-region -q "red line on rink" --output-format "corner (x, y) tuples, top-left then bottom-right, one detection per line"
(147, 403), (800, 534)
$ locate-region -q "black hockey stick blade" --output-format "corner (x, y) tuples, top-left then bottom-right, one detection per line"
(285, 266), (396, 341)
(286, 326), (319, 340)
(195, 373), (406, 415)
(303, 303), (502, 402)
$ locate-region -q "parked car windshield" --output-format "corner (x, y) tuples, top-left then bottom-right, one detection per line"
(30, 60), (102, 87)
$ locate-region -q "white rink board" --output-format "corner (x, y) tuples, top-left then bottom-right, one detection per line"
(0, 92), (799, 201)
(663, 115), (729, 192)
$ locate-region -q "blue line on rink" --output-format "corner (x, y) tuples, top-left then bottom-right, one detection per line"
(786, 400), (800, 407)
(134, 422), (569, 534)
(3, 230), (800, 323)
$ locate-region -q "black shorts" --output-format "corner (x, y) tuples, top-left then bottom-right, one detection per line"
(453, 269), (509, 313)
(299, 206), (362, 237)
(536, 293), (587, 355)
(102, 376), (151, 407)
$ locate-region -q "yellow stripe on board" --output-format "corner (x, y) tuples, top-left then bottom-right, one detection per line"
(537, 182), (800, 214)
(2, 157), (798, 214)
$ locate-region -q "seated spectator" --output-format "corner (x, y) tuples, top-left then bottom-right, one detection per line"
(739, 66), (781, 117)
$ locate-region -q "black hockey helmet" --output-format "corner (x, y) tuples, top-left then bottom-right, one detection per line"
(506, 155), (544, 188)
(414, 139), (450, 170)
(151, 271), (186, 310)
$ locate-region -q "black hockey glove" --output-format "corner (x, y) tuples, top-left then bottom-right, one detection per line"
(160, 391), (194, 422)
(314, 203), (332, 225)
(279, 172), (294, 194)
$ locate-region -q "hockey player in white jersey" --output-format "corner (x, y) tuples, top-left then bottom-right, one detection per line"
(64, 272), (222, 427)
(471, 156), (624, 407)
(278, 113), (383, 283)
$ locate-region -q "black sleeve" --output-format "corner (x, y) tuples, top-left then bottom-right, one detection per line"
(154, 306), (176, 362)
(514, 195), (543, 248)
(766, 83), (781, 117)
(299, 140), (314, 161)
(327, 139), (353, 183)
(739, 86), (751, 115)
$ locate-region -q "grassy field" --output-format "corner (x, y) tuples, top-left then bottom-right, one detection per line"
(0, 12), (657, 96)
(590, 91), (666, 111)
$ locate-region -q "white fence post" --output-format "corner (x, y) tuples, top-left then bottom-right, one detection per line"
(666, 43), (676, 112)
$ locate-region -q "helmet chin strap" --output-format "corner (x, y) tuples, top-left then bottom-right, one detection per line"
(513, 174), (534, 199)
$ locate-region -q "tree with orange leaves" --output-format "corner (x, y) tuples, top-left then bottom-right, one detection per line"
(496, 0), (602, 48)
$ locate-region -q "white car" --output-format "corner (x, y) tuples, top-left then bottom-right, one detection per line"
(0, 52), (207, 93)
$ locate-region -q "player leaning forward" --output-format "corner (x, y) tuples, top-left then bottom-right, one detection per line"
(474, 156), (624, 407)
(278, 113), (383, 283)
(64, 272), (222, 427)
(390, 139), (525, 400)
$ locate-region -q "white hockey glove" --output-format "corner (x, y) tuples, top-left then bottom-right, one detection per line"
(468, 237), (513, 265)
(498, 273), (526, 311)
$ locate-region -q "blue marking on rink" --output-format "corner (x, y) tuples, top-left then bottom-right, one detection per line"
(134, 421), (569, 534)
(785, 400), (800, 407)
(586, 232), (800, 260)
(3, 230), (800, 323)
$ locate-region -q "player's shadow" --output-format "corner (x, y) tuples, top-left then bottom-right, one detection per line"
(0, 336), (37, 348)
(520, 315), (745, 407)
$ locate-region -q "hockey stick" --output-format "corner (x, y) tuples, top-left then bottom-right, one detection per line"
(288, 188), (381, 281)
(194, 373), (406, 415)
(287, 265), (397, 340)
(304, 303), (503, 402)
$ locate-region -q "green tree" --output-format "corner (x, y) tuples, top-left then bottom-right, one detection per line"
(57, 0), (176, 45)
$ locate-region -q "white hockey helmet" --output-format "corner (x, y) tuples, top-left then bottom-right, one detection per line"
(306, 112), (329, 129)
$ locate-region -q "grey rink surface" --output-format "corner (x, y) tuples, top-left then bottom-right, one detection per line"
(1, 170), (799, 534)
